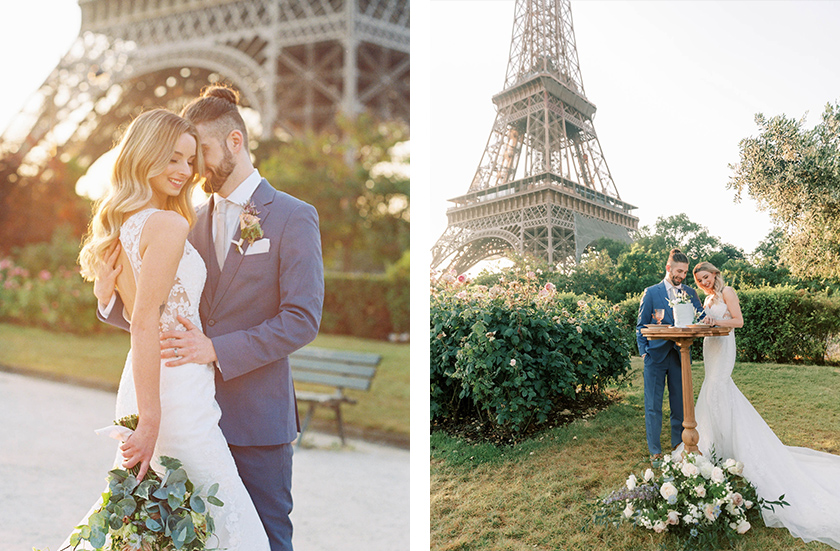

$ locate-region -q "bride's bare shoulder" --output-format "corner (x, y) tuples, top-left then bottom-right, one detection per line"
(144, 210), (189, 238)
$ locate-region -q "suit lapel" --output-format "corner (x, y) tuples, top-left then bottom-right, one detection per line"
(209, 180), (275, 314)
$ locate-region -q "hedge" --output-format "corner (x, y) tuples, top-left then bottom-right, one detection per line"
(616, 287), (840, 364)
(1, 247), (410, 341)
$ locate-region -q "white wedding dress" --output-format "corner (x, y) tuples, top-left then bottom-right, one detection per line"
(61, 209), (269, 550)
(691, 295), (840, 549)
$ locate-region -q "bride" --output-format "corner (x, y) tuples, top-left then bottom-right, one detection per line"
(73, 109), (269, 550)
(690, 260), (840, 549)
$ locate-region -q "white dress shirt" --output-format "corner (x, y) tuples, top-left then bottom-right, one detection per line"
(664, 277), (683, 300)
(213, 169), (262, 265)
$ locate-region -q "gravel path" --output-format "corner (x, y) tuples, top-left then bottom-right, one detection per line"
(0, 370), (409, 550)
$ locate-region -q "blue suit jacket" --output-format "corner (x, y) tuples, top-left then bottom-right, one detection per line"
(102, 179), (324, 447)
(636, 281), (703, 365)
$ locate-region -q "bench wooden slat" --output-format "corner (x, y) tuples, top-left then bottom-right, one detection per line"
(292, 370), (374, 391)
(290, 357), (377, 378)
(290, 346), (381, 367)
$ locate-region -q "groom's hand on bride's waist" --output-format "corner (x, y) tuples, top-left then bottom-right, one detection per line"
(160, 315), (218, 367)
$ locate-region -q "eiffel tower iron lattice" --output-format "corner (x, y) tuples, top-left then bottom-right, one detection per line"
(0, 0), (408, 247)
(431, 0), (637, 274)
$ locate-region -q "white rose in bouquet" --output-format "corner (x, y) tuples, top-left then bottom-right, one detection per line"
(660, 481), (678, 504)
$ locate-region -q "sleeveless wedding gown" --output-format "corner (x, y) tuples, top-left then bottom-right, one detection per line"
(690, 295), (840, 549)
(60, 209), (269, 550)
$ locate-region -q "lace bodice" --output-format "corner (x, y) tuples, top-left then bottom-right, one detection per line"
(119, 208), (206, 332)
(704, 294), (732, 321)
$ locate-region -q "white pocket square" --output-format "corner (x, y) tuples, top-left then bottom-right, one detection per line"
(245, 238), (271, 255)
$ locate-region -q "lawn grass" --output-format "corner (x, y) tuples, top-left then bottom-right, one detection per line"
(0, 323), (409, 443)
(431, 356), (840, 550)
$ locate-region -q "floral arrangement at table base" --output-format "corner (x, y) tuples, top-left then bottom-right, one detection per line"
(596, 450), (788, 550)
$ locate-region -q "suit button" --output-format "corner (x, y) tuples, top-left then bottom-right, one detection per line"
(209, 319), (216, 326)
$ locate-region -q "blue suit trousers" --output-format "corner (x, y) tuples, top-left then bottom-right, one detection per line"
(230, 443), (294, 551)
(643, 346), (684, 455)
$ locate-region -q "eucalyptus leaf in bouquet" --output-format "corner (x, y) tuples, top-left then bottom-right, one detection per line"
(61, 415), (224, 551)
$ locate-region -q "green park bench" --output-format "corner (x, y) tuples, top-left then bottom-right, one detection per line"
(290, 346), (381, 447)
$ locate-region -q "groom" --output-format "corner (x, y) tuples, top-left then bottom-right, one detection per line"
(97, 85), (324, 551)
(636, 248), (703, 459)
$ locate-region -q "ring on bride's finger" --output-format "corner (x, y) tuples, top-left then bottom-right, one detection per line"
(174, 347), (179, 356)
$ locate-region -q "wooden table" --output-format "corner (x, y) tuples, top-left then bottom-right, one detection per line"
(640, 325), (732, 454)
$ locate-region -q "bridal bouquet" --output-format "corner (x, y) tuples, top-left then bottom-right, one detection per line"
(67, 415), (223, 551)
(596, 450), (787, 550)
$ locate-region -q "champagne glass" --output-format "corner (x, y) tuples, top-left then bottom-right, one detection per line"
(653, 309), (665, 325)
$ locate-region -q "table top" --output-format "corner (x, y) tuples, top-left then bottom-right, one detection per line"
(640, 325), (732, 339)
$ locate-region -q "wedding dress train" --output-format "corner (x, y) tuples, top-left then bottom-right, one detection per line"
(690, 297), (840, 549)
(60, 209), (269, 550)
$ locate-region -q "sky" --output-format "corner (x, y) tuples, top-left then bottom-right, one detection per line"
(427, 0), (840, 262)
(0, 1), (81, 134)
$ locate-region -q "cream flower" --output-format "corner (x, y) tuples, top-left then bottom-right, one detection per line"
(660, 481), (678, 504)
(625, 474), (637, 491)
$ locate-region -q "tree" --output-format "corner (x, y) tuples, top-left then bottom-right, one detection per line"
(729, 103), (840, 280)
(257, 114), (409, 272)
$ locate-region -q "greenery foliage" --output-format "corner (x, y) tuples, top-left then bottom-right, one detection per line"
(0, 229), (409, 340)
(322, 268), (409, 340)
(735, 287), (840, 364)
(730, 103), (840, 280)
(430, 268), (632, 434)
(257, 114), (409, 273)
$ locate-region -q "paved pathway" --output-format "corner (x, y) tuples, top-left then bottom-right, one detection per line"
(0, 370), (409, 550)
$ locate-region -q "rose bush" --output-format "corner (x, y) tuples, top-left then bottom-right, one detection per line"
(430, 268), (633, 433)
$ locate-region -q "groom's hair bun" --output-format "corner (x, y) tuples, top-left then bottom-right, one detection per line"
(181, 83), (248, 144)
(668, 248), (689, 265)
(202, 84), (240, 106)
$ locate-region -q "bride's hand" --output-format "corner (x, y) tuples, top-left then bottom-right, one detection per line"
(120, 420), (158, 481)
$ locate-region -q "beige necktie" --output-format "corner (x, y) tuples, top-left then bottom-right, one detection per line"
(214, 199), (229, 269)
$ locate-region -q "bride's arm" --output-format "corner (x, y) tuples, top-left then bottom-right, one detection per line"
(120, 211), (189, 481)
(709, 286), (744, 328)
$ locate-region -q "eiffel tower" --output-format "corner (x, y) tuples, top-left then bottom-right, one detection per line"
(0, 0), (408, 249)
(431, 0), (637, 274)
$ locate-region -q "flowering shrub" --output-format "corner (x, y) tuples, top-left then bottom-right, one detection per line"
(0, 257), (102, 333)
(597, 450), (787, 550)
(430, 268), (632, 433)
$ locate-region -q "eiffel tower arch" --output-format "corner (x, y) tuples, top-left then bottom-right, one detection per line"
(0, 0), (409, 248)
(431, 0), (637, 275)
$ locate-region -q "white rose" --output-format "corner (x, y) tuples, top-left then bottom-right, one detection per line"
(729, 492), (744, 507)
(745, 500), (754, 509)
(681, 462), (699, 477)
(667, 510), (680, 525)
(623, 503), (634, 518)
(660, 481), (678, 504)
(626, 474), (637, 490)
(699, 462), (714, 479)
(694, 484), (706, 498)
(736, 519), (751, 534)
(711, 466), (725, 483)
(730, 461), (744, 476)
(644, 468), (655, 482)
(653, 520), (667, 533)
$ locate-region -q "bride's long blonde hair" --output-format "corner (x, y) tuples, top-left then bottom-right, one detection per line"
(693, 261), (726, 302)
(79, 109), (204, 281)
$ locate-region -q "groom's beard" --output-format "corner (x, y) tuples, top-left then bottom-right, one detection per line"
(202, 148), (236, 194)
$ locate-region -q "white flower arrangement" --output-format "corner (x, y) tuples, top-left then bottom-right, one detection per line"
(596, 450), (787, 550)
(667, 290), (693, 308)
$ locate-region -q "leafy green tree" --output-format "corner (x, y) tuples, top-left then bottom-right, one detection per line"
(729, 103), (840, 280)
(257, 114), (409, 272)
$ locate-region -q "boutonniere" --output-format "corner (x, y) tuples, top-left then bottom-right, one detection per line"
(232, 201), (264, 254)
